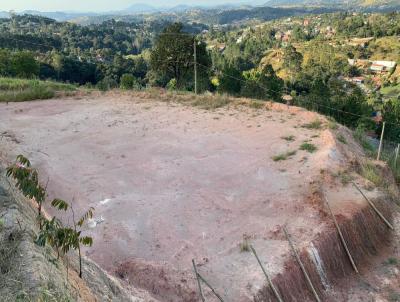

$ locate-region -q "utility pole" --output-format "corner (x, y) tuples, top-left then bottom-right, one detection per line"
(194, 39), (198, 95)
(377, 121), (386, 161)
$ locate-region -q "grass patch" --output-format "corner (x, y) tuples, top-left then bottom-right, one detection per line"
(384, 257), (399, 266)
(299, 142), (317, 153)
(191, 94), (231, 110)
(360, 161), (383, 187)
(333, 170), (354, 185)
(272, 150), (297, 161)
(0, 77), (76, 102)
(301, 119), (323, 130)
(248, 100), (265, 109)
(337, 134), (347, 144)
(353, 127), (376, 156)
(281, 135), (295, 142)
(327, 117), (338, 130)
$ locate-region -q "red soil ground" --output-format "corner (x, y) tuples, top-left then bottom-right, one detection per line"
(0, 92), (397, 301)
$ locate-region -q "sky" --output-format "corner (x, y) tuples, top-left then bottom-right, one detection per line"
(1, 0), (263, 12)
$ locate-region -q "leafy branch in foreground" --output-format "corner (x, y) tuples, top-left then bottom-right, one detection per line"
(7, 155), (94, 279)
(6, 155), (46, 227)
(51, 197), (94, 278)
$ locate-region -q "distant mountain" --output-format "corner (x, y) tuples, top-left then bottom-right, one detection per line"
(125, 3), (157, 13)
(0, 11), (10, 18)
(3, 0), (397, 24)
(166, 4), (192, 12)
(19, 10), (99, 21)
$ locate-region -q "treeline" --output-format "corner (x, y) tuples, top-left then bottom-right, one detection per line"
(0, 47), (149, 86)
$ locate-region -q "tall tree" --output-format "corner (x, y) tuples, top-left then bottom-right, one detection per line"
(283, 44), (303, 74)
(150, 23), (210, 90)
(241, 64), (284, 101)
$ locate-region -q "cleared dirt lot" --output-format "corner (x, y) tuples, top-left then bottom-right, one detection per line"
(0, 92), (395, 301)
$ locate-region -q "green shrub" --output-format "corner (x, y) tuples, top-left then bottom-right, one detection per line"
(120, 73), (136, 89)
(96, 76), (118, 91)
(166, 78), (177, 91)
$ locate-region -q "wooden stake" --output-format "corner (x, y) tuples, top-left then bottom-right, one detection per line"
(192, 259), (205, 302)
(250, 245), (283, 302)
(283, 226), (321, 302)
(377, 121), (385, 161)
(197, 272), (225, 302)
(352, 182), (394, 230)
(323, 195), (359, 274)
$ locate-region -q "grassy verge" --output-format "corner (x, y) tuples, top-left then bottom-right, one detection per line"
(0, 77), (76, 102)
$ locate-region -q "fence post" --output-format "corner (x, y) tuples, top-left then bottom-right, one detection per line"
(395, 144), (400, 169)
(377, 121), (386, 161)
